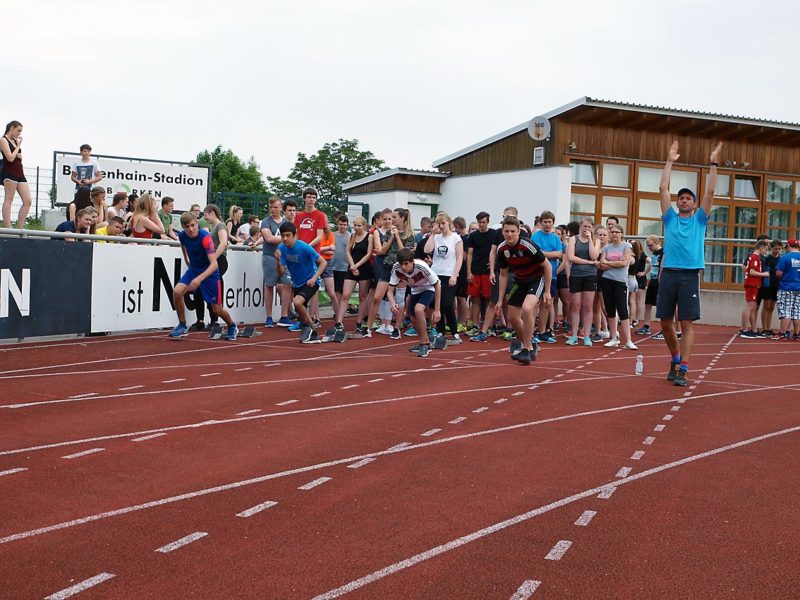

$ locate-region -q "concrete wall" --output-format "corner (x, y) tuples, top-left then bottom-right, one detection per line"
(698, 290), (745, 327)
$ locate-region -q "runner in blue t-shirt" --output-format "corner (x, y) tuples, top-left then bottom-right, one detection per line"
(656, 140), (723, 387)
(169, 212), (238, 340)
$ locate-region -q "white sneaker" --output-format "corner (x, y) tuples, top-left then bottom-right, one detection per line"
(599, 330), (611, 339)
(604, 338), (619, 348)
(625, 341), (638, 350)
(449, 334), (463, 345)
(376, 324), (392, 335)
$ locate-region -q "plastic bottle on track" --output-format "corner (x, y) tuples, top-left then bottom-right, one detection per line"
(635, 353), (644, 376)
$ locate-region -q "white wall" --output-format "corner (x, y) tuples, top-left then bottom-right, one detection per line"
(437, 166), (572, 225)
(349, 190), (442, 225)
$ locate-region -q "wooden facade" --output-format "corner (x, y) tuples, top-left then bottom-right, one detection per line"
(345, 173), (445, 195)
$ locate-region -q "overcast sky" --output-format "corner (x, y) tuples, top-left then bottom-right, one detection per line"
(7, 0), (799, 183)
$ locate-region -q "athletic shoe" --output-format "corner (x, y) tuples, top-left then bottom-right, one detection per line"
(565, 336), (579, 346)
(448, 334), (463, 345)
(590, 333), (602, 343)
(631, 320), (639, 327)
(405, 327), (418, 337)
(371, 319), (381, 329)
(667, 362), (679, 382)
(759, 330), (772, 338)
(416, 344), (430, 358)
(169, 323), (188, 338)
(676, 332), (683, 339)
(335, 322), (344, 331)
(313, 318), (321, 329)
(599, 330), (610, 339)
(653, 331), (665, 340)
(778, 332), (791, 341)
(402, 318), (411, 328)
(264, 317), (274, 328)
(457, 323), (467, 334)
(583, 336), (593, 347)
(189, 321), (206, 332)
(771, 332), (782, 340)
(390, 327), (401, 340)
(226, 324), (239, 341)
(604, 338), (620, 348)
(673, 370), (688, 387)
(376, 324), (392, 335)
(302, 331), (321, 344)
(409, 344), (423, 353)
(553, 321), (561, 332)
(471, 332), (489, 342)
(635, 325), (651, 335)
(624, 341), (638, 350)
(739, 330), (758, 338)
(288, 322), (302, 332)
(538, 330), (557, 344)
(299, 326), (313, 343)
(466, 326), (480, 336)
(516, 349), (532, 365)
(502, 330), (516, 341)
(511, 347), (525, 360)
(561, 320), (570, 331)
(276, 317), (293, 327)
(363, 328), (372, 338)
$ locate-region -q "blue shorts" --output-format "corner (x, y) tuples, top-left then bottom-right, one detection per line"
(181, 269), (222, 305)
(408, 290), (435, 312)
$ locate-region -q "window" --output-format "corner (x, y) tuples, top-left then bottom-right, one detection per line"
(767, 209), (790, 242)
(571, 193), (596, 214)
(767, 180), (792, 204)
(705, 173), (730, 197)
(571, 161), (597, 185)
(637, 199), (663, 237)
(734, 176), (759, 199)
(602, 164), (629, 188)
(704, 205), (729, 284)
(638, 167), (697, 194)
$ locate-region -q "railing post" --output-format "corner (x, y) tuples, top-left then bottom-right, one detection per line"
(35, 166), (40, 217)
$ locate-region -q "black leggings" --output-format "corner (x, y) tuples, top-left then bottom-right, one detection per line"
(207, 255), (229, 323)
(600, 277), (629, 320)
(435, 278), (458, 336)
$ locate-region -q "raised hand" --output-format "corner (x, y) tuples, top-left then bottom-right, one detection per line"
(668, 140), (680, 162)
(710, 141), (723, 164)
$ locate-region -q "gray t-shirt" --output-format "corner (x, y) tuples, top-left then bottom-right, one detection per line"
(210, 222), (227, 256)
(332, 230), (350, 271)
(260, 215), (283, 255)
(601, 241), (631, 283)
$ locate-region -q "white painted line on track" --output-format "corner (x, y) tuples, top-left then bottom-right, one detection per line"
(276, 399), (298, 406)
(299, 477), (331, 490)
(597, 487), (616, 499)
(473, 407), (488, 413)
(368, 378), (383, 383)
(44, 573), (116, 599)
(131, 433), (166, 442)
(387, 442), (412, 451)
(555, 374), (564, 378)
(155, 531), (208, 553)
(118, 385), (143, 391)
(615, 467), (632, 478)
(512, 391), (525, 397)
(544, 540), (572, 561)
(494, 398), (508, 404)
(630, 450), (645, 460)
(234, 367), (252, 372)
(0, 467), (27, 477)
(200, 372), (220, 377)
(162, 378), (186, 384)
(236, 409), (261, 416)
(654, 425), (666, 432)
(432, 364), (444, 368)
(671, 406), (681, 412)
(311, 391), (330, 397)
(574, 510), (597, 527)
(448, 417), (467, 424)
(348, 458), (376, 469)
(510, 579), (541, 599)
(643, 436), (656, 445)
(391, 373), (406, 378)
(341, 384), (359, 390)
(68, 392), (98, 399)
(689, 385), (698, 390)
(421, 429), (442, 437)
(62, 448), (105, 460)
(236, 501), (278, 518)
(663, 414), (673, 421)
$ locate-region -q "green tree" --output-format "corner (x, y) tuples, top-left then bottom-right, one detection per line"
(268, 139), (386, 203)
(194, 146), (267, 195)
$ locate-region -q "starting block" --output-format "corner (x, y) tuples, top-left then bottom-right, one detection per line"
(346, 331), (367, 339)
(208, 324), (224, 339)
(237, 326), (261, 338)
(321, 327), (347, 343)
(432, 335), (448, 350)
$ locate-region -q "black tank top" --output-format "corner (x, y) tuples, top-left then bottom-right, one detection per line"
(351, 234), (369, 262)
(1, 137), (24, 178)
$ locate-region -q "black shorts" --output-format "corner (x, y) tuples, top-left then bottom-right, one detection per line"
(456, 273), (468, 298)
(645, 278), (659, 306)
(408, 290), (435, 312)
(757, 286), (778, 303)
(508, 277), (545, 308)
(292, 283), (319, 305)
(569, 275), (597, 294)
(344, 263), (373, 282)
(636, 275), (647, 290)
(1, 173), (27, 183)
(556, 271), (569, 290)
(333, 270), (347, 294)
(655, 269), (701, 321)
(378, 261), (393, 283)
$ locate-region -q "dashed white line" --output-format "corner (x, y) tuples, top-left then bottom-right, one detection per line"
(44, 573), (116, 599)
(118, 385), (143, 391)
(0, 467), (27, 477)
(615, 467), (632, 478)
(298, 477), (331, 490)
(200, 372), (220, 377)
(234, 367), (252, 372)
(510, 579), (542, 599)
(473, 407), (489, 413)
(689, 385), (698, 390)
(421, 429), (442, 437)
(671, 406), (681, 412)
(574, 510), (597, 527)
(544, 540), (572, 561)
(236, 501), (278, 518)
(68, 392), (98, 399)
(654, 425), (666, 432)
(432, 363), (444, 368)
(62, 448), (105, 460)
(575, 365), (585, 369)
(348, 458), (376, 469)
(643, 436), (656, 445)
(311, 391), (330, 397)
(663, 414), (673, 421)
(155, 531), (208, 553)
(341, 384), (359, 390)
(494, 398), (508, 404)
(368, 378), (384, 383)
(555, 374), (564, 378)
(276, 399), (298, 406)
(630, 450), (645, 460)
(597, 487), (616, 499)
(236, 409), (261, 416)
(512, 391), (525, 397)
(132, 433), (166, 443)
(448, 417), (467, 424)
(162, 378), (185, 384)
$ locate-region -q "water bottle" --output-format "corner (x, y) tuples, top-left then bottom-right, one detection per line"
(635, 353), (644, 376)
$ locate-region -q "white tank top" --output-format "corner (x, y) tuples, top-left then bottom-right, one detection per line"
(431, 232), (460, 276)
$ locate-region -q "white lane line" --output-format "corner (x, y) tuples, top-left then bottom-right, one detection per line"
(236, 501), (278, 518)
(448, 417), (467, 424)
(663, 414), (673, 421)
(643, 436), (656, 445)
(387, 442), (411, 451)
(44, 573), (116, 599)
(341, 384), (359, 390)
(512, 391), (525, 397)
(0, 467), (28, 477)
(654, 425), (666, 432)
(234, 367), (252, 372)
(432, 364), (444, 368)
(276, 399), (298, 406)
(555, 374), (564, 378)
(131, 433), (166, 443)
(575, 365), (585, 369)
(311, 391), (330, 397)
(162, 378), (186, 384)
(299, 477), (332, 490)
(473, 407), (488, 413)
(510, 579), (542, 599)
(421, 429), (442, 437)
(544, 540), (572, 561)
(615, 467), (632, 478)
(200, 372), (220, 377)
(683, 391), (692, 397)
(574, 510), (597, 527)
(630, 450), (645, 461)
(597, 487), (616, 499)
(494, 398), (508, 404)
(391, 373), (406, 378)
(118, 385), (143, 391)
(236, 409), (261, 416)
(155, 531), (208, 553)
(348, 458), (376, 469)
(368, 378), (384, 383)
(68, 392), (98, 399)
(62, 448), (105, 460)
(689, 385), (698, 390)
(671, 406), (681, 412)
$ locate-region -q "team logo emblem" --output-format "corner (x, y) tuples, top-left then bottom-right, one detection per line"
(504, 250), (511, 258)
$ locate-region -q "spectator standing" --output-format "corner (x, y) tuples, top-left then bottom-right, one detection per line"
(414, 216), (432, 244)
(335, 215), (373, 329)
(260, 197), (293, 327)
(424, 212), (464, 343)
(628, 240), (648, 326)
(70, 144), (103, 190)
(203, 205), (230, 330)
(775, 239), (800, 340)
(226, 205), (244, 244)
(740, 240), (770, 337)
(532, 211), (563, 343)
(565, 218), (600, 346)
(599, 226), (637, 350)
(331, 214), (351, 326)
(296, 188), (329, 327)
(637, 235), (664, 335)
(68, 187), (92, 221)
(1, 120), (32, 229)
(158, 197), (178, 240)
(761, 240), (783, 337)
(466, 211), (495, 335)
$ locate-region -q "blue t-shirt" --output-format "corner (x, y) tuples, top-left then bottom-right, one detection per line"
(532, 230), (561, 279)
(776, 252), (800, 291)
(279, 239), (320, 286)
(179, 229), (216, 273)
(661, 208), (707, 270)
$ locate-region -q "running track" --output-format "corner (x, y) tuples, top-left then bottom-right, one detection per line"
(0, 325), (798, 599)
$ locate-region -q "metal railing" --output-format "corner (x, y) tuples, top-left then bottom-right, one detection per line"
(2, 166), (54, 223)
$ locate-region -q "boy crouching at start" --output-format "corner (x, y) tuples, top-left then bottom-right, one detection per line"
(389, 248), (441, 357)
(170, 211), (238, 340)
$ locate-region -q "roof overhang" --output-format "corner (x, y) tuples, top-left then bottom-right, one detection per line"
(343, 168), (449, 191)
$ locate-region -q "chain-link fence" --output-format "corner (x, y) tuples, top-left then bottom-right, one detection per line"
(3, 166), (53, 224)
